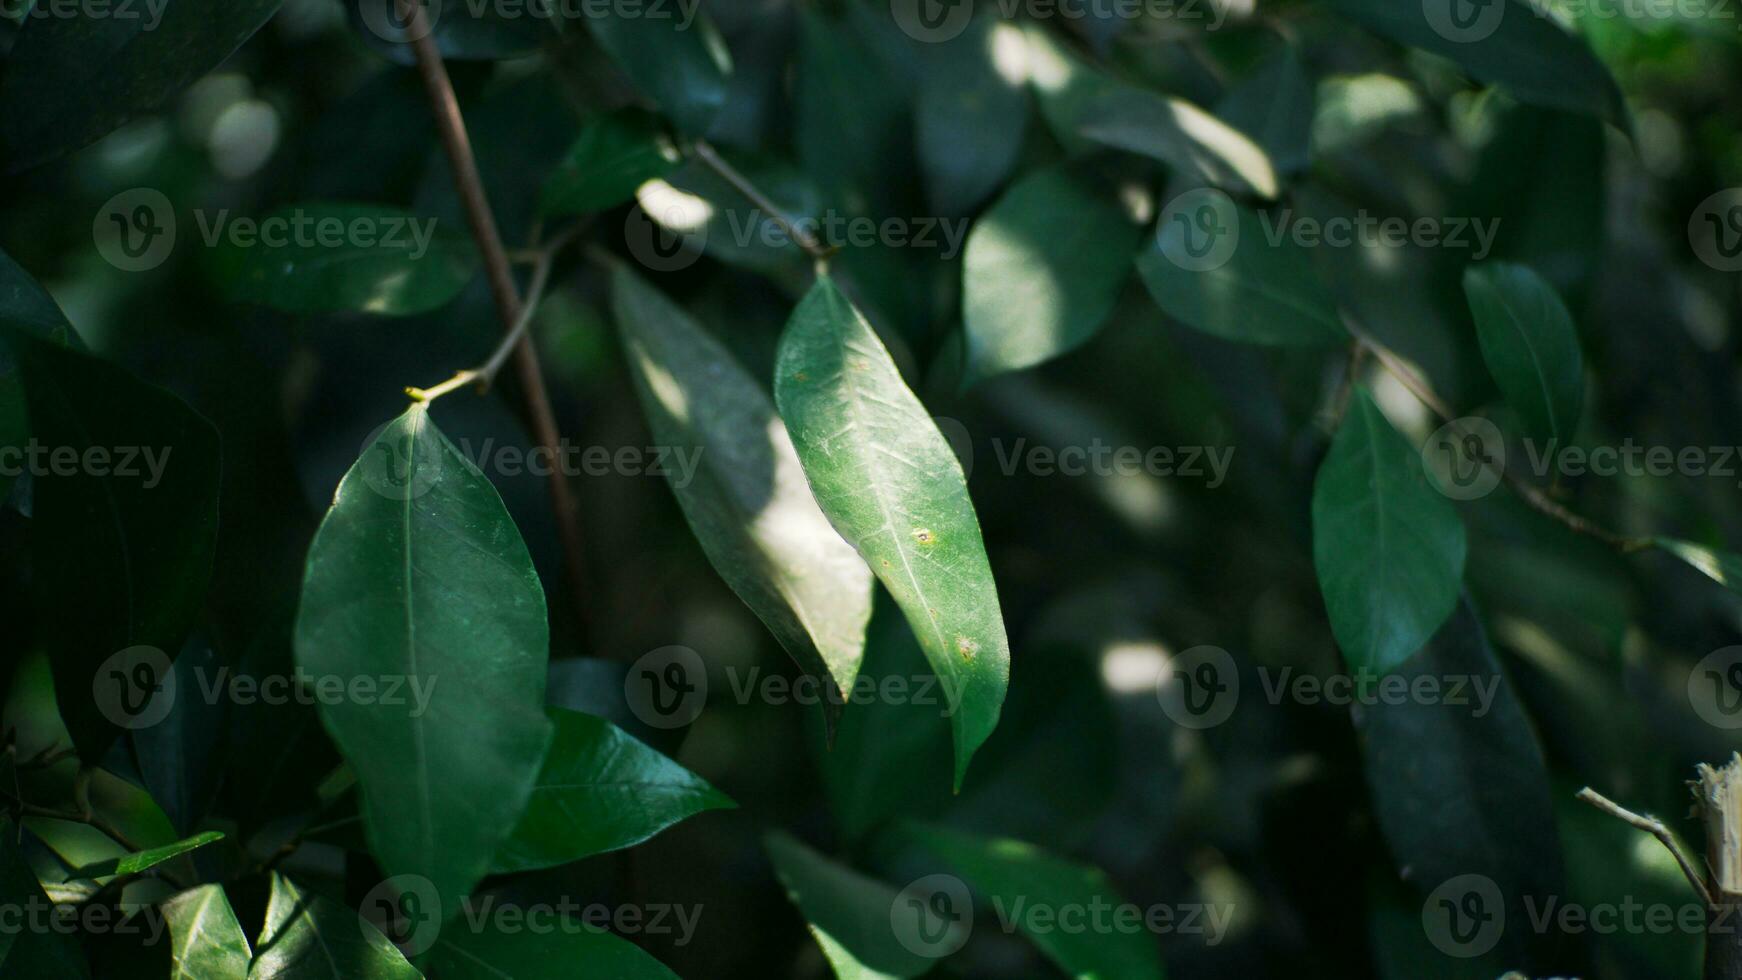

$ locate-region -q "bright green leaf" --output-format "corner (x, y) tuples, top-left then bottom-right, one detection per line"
(774, 276), (1010, 789)
(248, 873), (419, 979)
(72, 831), (223, 879)
(164, 884), (252, 980)
(764, 831), (933, 980)
(210, 204), (478, 316)
(1463, 262), (1585, 446)
(493, 707), (733, 874)
(1313, 388), (1467, 675)
(0, 0), (282, 170)
(611, 262), (875, 724)
(1656, 538), (1742, 594)
(895, 822), (1165, 980)
(295, 405), (553, 919)
(962, 165), (1143, 384)
(540, 110), (681, 218)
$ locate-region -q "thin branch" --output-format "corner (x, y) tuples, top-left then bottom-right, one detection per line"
(399, 0), (594, 647)
(1577, 786), (1714, 906)
(1344, 321), (1653, 553)
(690, 139), (836, 265)
(408, 226), (579, 403)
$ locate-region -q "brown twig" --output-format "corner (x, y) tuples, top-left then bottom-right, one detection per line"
(1344, 321), (1653, 553)
(399, 0), (594, 647)
(1576, 787), (1713, 906)
(690, 139), (836, 265)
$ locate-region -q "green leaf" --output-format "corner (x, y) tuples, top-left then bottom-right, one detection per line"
(1, 326), (221, 759)
(1462, 262), (1584, 446)
(294, 405), (553, 918)
(962, 165), (1143, 384)
(492, 707), (733, 874)
(894, 822), (1165, 980)
(0, 819), (89, 978)
(915, 14), (1028, 215)
(72, 831), (223, 879)
(610, 263), (875, 723)
(1354, 599), (1563, 968)
(773, 276), (1010, 790)
(1655, 538), (1742, 594)
(1075, 86), (1279, 200)
(540, 110), (681, 218)
(0, 247), (75, 506)
(209, 205), (478, 316)
(1135, 201), (1348, 346)
(0, 0), (282, 170)
(1323, 0), (1627, 127)
(763, 831), (933, 980)
(581, 2), (732, 135)
(1216, 46), (1315, 178)
(1313, 388), (1467, 675)
(248, 873), (419, 979)
(163, 884), (252, 979)
(135, 641), (228, 836)
(427, 916), (679, 980)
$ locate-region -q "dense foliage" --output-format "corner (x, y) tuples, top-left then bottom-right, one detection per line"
(1, 0), (1741, 977)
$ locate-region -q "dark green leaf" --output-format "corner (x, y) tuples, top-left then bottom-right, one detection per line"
(72, 831), (223, 879)
(1216, 45), (1315, 178)
(0, 820), (89, 978)
(1, 326), (221, 759)
(962, 165), (1143, 384)
(248, 873), (418, 979)
(764, 831), (933, 980)
(163, 884), (252, 979)
(346, 0), (550, 64)
(774, 276), (1009, 789)
(1324, 0), (1627, 127)
(1076, 86), (1279, 200)
(915, 14), (1028, 215)
(540, 110), (681, 218)
(610, 262), (875, 720)
(493, 707), (733, 874)
(0, 0), (282, 170)
(582, 2), (732, 135)
(209, 205), (478, 316)
(1355, 600), (1563, 968)
(894, 822), (1165, 980)
(427, 916), (679, 980)
(294, 405), (553, 918)
(134, 641), (228, 836)
(1313, 388), (1467, 675)
(1463, 262), (1584, 446)
(1135, 200), (1348, 346)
